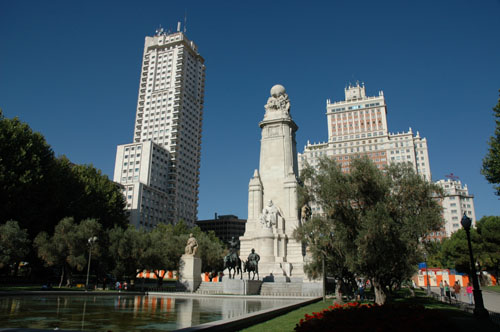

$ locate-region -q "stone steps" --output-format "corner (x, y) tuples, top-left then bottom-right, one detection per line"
(260, 282), (322, 297)
(195, 282), (224, 294)
(195, 280), (321, 297)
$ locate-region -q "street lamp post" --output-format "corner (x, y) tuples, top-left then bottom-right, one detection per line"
(460, 213), (489, 319)
(85, 236), (98, 291)
(424, 252), (431, 295)
(322, 252), (326, 302)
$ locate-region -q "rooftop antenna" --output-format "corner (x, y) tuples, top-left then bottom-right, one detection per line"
(155, 24), (163, 36)
(445, 173), (460, 181)
(184, 10), (187, 33)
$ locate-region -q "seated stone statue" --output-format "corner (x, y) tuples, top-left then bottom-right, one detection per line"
(185, 233), (198, 256)
(300, 204), (311, 223)
(260, 200), (281, 228)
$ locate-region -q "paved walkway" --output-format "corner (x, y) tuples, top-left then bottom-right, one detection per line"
(429, 286), (500, 313)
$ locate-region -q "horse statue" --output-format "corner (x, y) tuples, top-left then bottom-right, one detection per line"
(223, 252), (242, 279)
(244, 248), (260, 280)
(223, 236), (242, 279)
(243, 260), (259, 280)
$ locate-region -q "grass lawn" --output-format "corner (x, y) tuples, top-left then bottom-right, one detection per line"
(0, 285), (88, 292)
(240, 290), (498, 332)
(483, 285), (500, 293)
(240, 299), (327, 332)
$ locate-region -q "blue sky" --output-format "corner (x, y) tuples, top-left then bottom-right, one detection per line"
(1, 0), (499, 220)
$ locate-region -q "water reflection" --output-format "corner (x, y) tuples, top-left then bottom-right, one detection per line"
(0, 295), (300, 331)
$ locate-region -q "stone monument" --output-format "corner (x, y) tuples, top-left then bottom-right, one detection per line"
(179, 233), (202, 292)
(239, 84), (305, 282)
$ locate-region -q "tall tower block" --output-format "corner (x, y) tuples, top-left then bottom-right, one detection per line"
(113, 25), (206, 228)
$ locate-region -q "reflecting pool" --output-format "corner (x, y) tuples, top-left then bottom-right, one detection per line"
(0, 294), (302, 331)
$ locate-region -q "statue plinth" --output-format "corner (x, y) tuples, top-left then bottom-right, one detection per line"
(179, 254), (202, 292)
(256, 227), (274, 263)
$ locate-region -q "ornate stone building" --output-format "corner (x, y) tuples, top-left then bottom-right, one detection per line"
(298, 82), (431, 216)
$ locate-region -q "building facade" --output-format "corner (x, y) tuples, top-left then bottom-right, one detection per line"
(196, 214), (246, 246)
(113, 141), (170, 228)
(435, 178), (476, 237)
(114, 25), (206, 227)
(298, 83), (431, 215)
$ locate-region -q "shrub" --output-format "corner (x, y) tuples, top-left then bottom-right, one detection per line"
(295, 302), (455, 331)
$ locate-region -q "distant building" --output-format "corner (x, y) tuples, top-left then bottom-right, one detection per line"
(113, 24), (206, 228)
(435, 178), (476, 237)
(196, 214), (246, 246)
(298, 83), (431, 216)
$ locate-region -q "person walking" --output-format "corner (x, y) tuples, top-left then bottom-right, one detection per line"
(466, 282), (473, 305)
(439, 281), (444, 299)
(453, 281), (461, 302)
(444, 281), (451, 302)
(357, 279), (365, 301)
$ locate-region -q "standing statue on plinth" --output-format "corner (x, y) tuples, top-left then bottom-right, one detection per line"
(185, 233), (198, 256)
(223, 236), (241, 279)
(260, 200), (281, 228)
(244, 248), (260, 280)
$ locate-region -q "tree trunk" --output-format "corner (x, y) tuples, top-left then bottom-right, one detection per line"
(58, 265), (65, 288)
(334, 279), (344, 304)
(372, 279), (387, 305)
(12, 261), (20, 277)
(155, 271), (164, 287)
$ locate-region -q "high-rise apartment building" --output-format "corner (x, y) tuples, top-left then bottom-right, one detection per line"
(298, 83), (431, 215)
(114, 25), (205, 227)
(435, 178), (476, 237)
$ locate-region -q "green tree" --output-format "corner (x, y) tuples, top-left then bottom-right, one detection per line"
(191, 227), (225, 275)
(441, 228), (483, 275)
(34, 217), (104, 287)
(297, 157), (443, 304)
(0, 109), (56, 236)
(294, 216), (355, 302)
(423, 240), (451, 269)
(0, 220), (30, 275)
(476, 216), (500, 283)
(68, 163), (128, 229)
(482, 91), (500, 196)
(108, 225), (148, 281)
(0, 110), (127, 239)
(133, 222), (225, 286)
(142, 224), (185, 285)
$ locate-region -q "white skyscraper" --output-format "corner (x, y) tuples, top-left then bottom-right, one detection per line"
(114, 25), (205, 227)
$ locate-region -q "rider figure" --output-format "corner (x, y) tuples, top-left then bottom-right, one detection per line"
(224, 236), (239, 264)
(247, 248), (260, 271)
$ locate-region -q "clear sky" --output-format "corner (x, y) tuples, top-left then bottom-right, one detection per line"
(1, 0), (499, 221)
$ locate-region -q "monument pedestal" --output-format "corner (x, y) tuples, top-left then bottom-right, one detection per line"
(222, 279), (262, 295)
(179, 254), (201, 292)
(239, 84), (311, 284)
